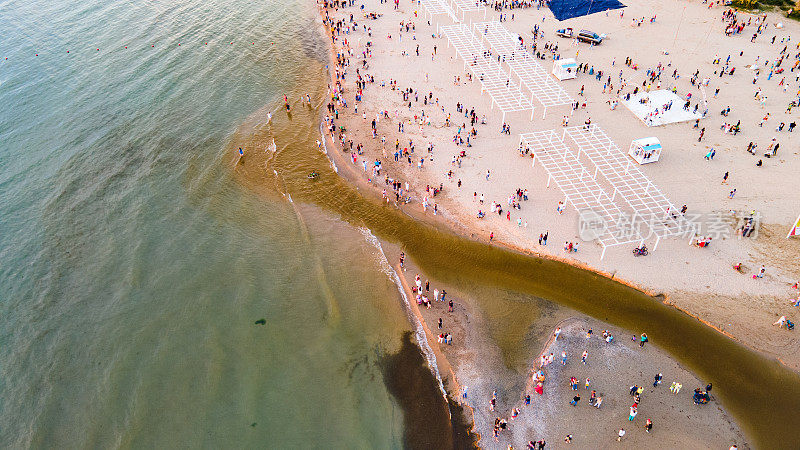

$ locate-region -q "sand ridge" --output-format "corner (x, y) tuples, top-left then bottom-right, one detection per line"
(317, 0), (800, 372)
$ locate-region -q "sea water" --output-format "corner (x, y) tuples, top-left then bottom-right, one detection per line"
(5, 1), (800, 447)
(0, 0), (416, 447)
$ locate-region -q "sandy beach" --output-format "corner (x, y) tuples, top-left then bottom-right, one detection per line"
(312, 0), (800, 446)
(391, 252), (747, 448)
(317, 0), (800, 366)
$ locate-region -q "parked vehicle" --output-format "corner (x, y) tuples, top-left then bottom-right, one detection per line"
(555, 27), (573, 38)
(577, 30), (604, 45)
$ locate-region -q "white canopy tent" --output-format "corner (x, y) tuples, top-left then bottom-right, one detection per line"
(552, 58), (578, 81)
(629, 137), (662, 164)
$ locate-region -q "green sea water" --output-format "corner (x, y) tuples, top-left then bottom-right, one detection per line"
(0, 1), (419, 447)
(5, 0), (800, 448)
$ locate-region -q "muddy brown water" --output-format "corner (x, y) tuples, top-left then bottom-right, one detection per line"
(235, 62), (800, 448)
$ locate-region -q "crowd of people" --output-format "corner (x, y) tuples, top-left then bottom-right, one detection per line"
(318, 0), (792, 446)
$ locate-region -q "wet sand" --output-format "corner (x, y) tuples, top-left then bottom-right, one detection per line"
(394, 254), (747, 449)
(221, 1), (800, 447)
(315, 0), (800, 375)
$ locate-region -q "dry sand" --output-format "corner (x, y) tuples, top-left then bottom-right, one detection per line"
(314, 0), (800, 447)
(319, 0), (800, 371)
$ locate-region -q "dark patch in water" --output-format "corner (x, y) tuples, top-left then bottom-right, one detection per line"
(381, 332), (477, 449)
(447, 395), (479, 449)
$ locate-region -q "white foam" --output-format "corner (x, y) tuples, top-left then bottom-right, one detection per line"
(318, 123), (338, 173)
(358, 227), (450, 406)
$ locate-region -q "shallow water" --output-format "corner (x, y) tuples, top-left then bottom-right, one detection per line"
(3, 0), (800, 448)
(251, 18), (800, 450)
(0, 1), (430, 447)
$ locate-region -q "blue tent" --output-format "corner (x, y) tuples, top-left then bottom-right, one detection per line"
(549, 0), (625, 21)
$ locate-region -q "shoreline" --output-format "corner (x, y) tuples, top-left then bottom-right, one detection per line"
(313, 0), (800, 373)
(244, 0), (800, 446)
(387, 248), (748, 448)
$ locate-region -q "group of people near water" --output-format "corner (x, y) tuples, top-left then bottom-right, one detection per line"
(481, 323), (728, 445)
(316, 0), (786, 447)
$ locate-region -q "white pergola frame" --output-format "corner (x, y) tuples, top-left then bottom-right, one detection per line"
(563, 125), (693, 249)
(420, 0), (459, 24)
(474, 21), (573, 118)
(520, 130), (643, 259)
(447, 0), (488, 22)
(441, 24), (535, 122)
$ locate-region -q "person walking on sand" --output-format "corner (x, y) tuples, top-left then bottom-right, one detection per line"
(561, 351), (567, 365)
(653, 373), (663, 387)
(554, 326), (562, 340)
(489, 231), (494, 242)
(628, 406), (637, 421)
(617, 428), (626, 441)
(640, 333), (648, 347)
(645, 418), (653, 433)
(570, 393), (580, 405)
(581, 350), (588, 364)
